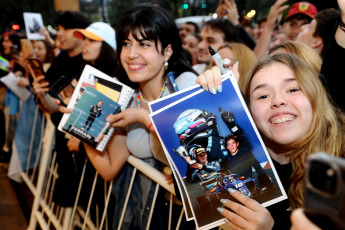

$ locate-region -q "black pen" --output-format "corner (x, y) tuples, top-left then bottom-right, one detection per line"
(208, 45), (229, 75)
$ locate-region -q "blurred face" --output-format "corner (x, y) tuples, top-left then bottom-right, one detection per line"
(97, 100), (103, 107)
(2, 36), (13, 55)
(226, 139), (239, 155)
(285, 18), (309, 41)
(217, 47), (236, 66)
(296, 19), (317, 47)
(56, 25), (82, 55)
(81, 38), (102, 63)
(179, 23), (196, 40)
(249, 63), (313, 147)
(197, 152), (208, 164)
(32, 41), (48, 63)
(269, 33), (286, 50)
(197, 26), (225, 64)
(182, 35), (200, 65)
(120, 31), (169, 84)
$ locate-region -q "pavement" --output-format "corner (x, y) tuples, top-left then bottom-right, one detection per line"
(0, 163), (29, 230)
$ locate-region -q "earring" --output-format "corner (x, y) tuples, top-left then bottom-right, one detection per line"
(164, 61), (168, 70)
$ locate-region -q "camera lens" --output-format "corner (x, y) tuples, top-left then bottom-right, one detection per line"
(309, 161), (337, 194)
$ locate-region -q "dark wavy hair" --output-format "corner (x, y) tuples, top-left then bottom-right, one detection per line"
(115, 4), (197, 88)
(84, 41), (117, 77)
(54, 10), (90, 29)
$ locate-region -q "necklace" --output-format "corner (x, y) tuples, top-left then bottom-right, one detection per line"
(137, 80), (167, 108)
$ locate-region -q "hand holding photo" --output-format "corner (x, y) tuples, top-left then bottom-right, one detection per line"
(62, 86), (121, 151)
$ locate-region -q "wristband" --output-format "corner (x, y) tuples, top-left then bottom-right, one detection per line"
(340, 21), (345, 33)
(147, 122), (153, 130)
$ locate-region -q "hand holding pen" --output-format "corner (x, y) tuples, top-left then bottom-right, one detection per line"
(196, 46), (240, 94)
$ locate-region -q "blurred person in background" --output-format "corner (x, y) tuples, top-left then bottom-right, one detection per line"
(179, 21), (200, 40)
(0, 32), (25, 160)
(182, 33), (201, 66)
(254, 0), (317, 58)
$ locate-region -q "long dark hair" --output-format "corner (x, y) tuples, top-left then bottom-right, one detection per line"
(115, 4), (197, 88)
(84, 41), (117, 77)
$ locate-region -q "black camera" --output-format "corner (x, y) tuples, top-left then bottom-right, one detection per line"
(304, 152), (345, 229)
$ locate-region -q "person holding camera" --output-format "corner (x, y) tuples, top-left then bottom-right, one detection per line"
(196, 52), (345, 229)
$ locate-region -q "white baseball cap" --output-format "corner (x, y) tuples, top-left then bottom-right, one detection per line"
(73, 22), (116, 50)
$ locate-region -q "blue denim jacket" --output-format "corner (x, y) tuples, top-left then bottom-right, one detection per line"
(112, 157), (165, 230)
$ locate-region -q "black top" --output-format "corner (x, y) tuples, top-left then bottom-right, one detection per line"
(267, 159), (292, 230)
(45, 50), (84, 85)
(320, 21), (345, 112)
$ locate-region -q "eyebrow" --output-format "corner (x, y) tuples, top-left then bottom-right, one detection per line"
(252, 77), (296, 93)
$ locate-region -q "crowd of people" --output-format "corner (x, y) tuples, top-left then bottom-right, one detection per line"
(1, 0), (345, 229)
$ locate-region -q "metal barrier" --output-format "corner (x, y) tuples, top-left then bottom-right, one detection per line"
(22, 112), (186, 230)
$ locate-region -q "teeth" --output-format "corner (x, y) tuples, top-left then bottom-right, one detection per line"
(129, 65), (142, 69)
(271, 117), (294, 124)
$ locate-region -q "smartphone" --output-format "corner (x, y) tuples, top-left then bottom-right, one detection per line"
(50, 76), (75, 107)
(20, 39), (34, 57)
(29, 57), (46, 83)
(304, 152), (345, 229)
(10, 45), (20, 56)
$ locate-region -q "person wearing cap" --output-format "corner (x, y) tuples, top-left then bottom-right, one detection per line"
(285, 1), (318, 41)
(32, 10), (90, 114)
(31, 10), (91, 208)
(185, 146), (221, 183)
(254, 0), (317, 58)
(73, 21), (117, 77)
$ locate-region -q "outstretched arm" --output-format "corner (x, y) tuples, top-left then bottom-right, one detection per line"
(253, 0), (289, 58)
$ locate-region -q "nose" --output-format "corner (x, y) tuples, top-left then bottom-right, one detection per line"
(271, 93), (287, 108)
(127, 45), (139, 59)
(197, 39), (207, 50)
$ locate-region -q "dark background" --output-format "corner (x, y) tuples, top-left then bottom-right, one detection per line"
(0, 0), (340, 36)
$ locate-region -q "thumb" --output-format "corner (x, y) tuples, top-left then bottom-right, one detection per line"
(231, 61), (240, 83)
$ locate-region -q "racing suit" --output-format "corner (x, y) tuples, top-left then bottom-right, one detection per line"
(83, 104), (102, 131)
(186, 160), (221, 183)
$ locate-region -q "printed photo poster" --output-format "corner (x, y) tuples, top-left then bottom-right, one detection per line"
(58, 65), (134, 133)
(150, 75), (287, 230)
(23, 12), (45, 40)
(63, 86), (121, 151)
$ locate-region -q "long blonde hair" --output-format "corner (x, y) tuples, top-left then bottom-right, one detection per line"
(244, 53), (345, 209)
(268, 41), (322, 73)
(210, 42), (257, 92)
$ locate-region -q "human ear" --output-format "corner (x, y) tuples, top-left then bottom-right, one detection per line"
(164, 44), (173, 61)
(310, 36), (323, 49)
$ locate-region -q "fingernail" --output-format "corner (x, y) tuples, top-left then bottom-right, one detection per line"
(106, 118), (111, 122)
(223, 59), (230, 65)
(224, 218), (229, 223)
(217, 207), (224, 213)
(212, 88), (217, 95)
(220, 199), (228, 204)
(205, 86), (209, 92)
(235, 61), (239, 70)
(217, 85), (222, 93)
(228, 188), (235, 193)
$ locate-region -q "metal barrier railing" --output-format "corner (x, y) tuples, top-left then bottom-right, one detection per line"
(22, 112), (185, 230)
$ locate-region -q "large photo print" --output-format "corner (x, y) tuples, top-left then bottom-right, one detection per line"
(150, 75), (287, 229)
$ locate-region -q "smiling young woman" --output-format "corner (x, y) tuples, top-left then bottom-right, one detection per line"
(82, 4), (198, 229)
(196, 53), (345, 229)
